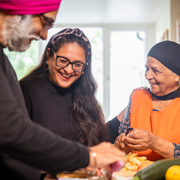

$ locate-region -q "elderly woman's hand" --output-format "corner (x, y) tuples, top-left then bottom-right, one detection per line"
(115, 133), (131, 154)
(124, 129), (157, 151)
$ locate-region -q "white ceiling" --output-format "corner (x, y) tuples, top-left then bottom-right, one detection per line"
(55, 0), (169, 25)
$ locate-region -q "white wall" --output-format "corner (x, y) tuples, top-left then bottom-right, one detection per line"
(155, 1), (171, 42)
(145, 24), (156, 54)
(171, 0), (180, 42)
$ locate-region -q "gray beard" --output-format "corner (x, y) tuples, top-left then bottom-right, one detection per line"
(2, 15), (40, 52)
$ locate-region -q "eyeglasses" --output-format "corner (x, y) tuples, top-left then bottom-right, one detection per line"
(52, 49), (88, 72)
(40, 14), (54, 30)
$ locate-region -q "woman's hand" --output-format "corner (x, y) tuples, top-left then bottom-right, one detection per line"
(87, 142), (125, 171)
(124, 129), (157, 151)
(114, 133), (131, 154)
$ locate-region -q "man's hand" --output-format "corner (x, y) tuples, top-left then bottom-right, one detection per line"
(88, 142), (125, 171)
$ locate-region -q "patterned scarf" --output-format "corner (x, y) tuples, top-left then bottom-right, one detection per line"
(50, 28), (91, 59)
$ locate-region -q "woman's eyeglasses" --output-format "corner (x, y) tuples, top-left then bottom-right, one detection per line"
(52, 49), (88, 72)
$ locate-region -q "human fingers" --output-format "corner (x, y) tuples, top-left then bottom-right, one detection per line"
(130, 87), (147, 98)
(115, 137), (131, 155)
(125, 134), (151, 151)
(125, 136), (157, 152)
(115, 134), (126, 150)
(115, 140), (126, 150)
(114, 136), (120, 148)
(127, 129), (146, 139)
(96, 168), (102, 176)
(116, 133), (125, 143)
(124, 136), (141, 146)
(116, 133), (125, 142)
(124, 143), (147, 151)
(89, 142), (125, 169)
(125, 130), (149, 145)
(127, 129), (156, 146)
(85, 167), (99, 176)
(115, 139), (131, 154)
(121, 133), (126, 142)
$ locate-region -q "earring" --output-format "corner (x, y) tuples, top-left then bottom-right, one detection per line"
(82, 71), (84, 74)
(46, 61), (48, 65)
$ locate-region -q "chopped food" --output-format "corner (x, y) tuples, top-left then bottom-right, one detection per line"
(113, 152), (153, 177)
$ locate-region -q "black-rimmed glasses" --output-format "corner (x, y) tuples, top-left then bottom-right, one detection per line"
(52, 49), (88, 72)
(40, 14), (54, 29)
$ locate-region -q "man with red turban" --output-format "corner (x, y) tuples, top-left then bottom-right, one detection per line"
(0, 1), (125, 180)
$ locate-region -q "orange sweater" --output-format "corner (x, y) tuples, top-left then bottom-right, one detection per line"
(130, 89), (180, 161)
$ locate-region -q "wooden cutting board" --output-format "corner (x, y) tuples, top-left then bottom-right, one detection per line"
(57, 170), (92, 178)
(113, 170), (136, 177)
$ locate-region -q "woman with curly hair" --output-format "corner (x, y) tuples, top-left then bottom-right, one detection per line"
(20, 28), (108, 147)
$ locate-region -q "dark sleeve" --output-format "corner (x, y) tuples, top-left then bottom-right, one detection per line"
(20, 81), (32, 119)
(118, 97), (132, 135)
(173, 143), (180, 158)
(106, 117), (120, 144)
(0, 65), (89, 174)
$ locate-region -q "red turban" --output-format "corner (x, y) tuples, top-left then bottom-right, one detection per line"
(0, 0), (62, 15)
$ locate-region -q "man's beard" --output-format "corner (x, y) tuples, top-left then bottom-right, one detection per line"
(2, 15), (40, 52)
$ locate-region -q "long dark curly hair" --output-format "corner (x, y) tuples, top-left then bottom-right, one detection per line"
(20, 28), (108, 146)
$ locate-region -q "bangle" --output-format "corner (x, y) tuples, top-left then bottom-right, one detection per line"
(86, 148), (97, 176)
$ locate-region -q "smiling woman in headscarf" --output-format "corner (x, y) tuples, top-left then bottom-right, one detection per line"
(108, 40), (180, 161)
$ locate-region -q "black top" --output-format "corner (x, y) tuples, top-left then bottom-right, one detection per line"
(20, 77), (84, 144)
(0, 43), (89, 180)
(106, 117), (120, 144)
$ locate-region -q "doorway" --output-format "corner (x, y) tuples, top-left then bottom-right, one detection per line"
(108, 31), (146, 120)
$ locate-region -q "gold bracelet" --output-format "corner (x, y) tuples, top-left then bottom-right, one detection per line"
(85, 148), (97, 176)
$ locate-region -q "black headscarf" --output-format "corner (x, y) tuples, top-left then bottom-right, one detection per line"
(148, 40), (180, 76)
(147, 40), (180, 100)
